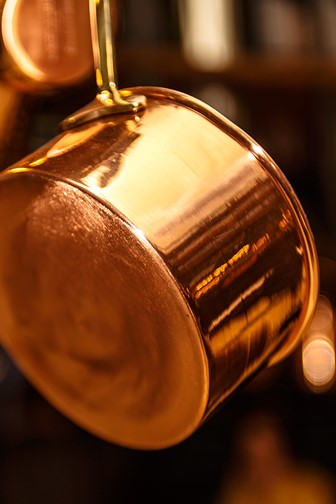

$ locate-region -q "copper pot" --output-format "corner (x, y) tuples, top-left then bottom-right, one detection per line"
(0, 82), (318, 449)
(0, 0), (319, 449)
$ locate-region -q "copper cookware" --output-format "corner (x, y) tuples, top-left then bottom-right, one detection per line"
(0, 0), (319, 449)
(1, 0), (97, 92)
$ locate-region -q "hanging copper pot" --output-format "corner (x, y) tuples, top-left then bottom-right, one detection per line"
(0, 0), (318, 449)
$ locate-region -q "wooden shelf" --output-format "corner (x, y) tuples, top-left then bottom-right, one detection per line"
(117, 44), (336, 91)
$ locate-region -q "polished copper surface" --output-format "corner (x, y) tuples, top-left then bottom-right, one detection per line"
(1, 0), (94, 92)
(0, 86), (319, 449)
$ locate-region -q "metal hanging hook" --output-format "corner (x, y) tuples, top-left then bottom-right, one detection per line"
(62, 0), (147, 130)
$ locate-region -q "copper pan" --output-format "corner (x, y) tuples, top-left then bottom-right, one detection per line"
(0, 0), (118, 93)
(0, 0), (319, 449)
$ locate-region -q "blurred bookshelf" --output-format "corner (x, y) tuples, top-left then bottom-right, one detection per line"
(118, 46), (336, 90)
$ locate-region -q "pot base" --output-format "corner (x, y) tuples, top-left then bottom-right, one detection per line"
(0, 172), (208, 449)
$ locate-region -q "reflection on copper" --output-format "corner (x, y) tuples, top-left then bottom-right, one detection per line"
(47, 124), (106, 158)
(194, 244), (250, 300)
(302, 295), (335, 392)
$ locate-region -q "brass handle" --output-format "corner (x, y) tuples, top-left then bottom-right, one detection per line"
(91, 0), (117, 98)
(62, 0), (147, 129)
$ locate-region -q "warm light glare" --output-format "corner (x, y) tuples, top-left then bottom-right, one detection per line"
(303, 338), (335, 388)
(252, 144), (265, 157)
(179, 0), (236, 70)
(302, 295), (335, 392)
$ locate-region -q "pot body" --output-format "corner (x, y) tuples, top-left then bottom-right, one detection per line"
(0, 87), (318, 449)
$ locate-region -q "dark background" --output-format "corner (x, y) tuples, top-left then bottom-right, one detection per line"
(1, 0), (336, 502)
